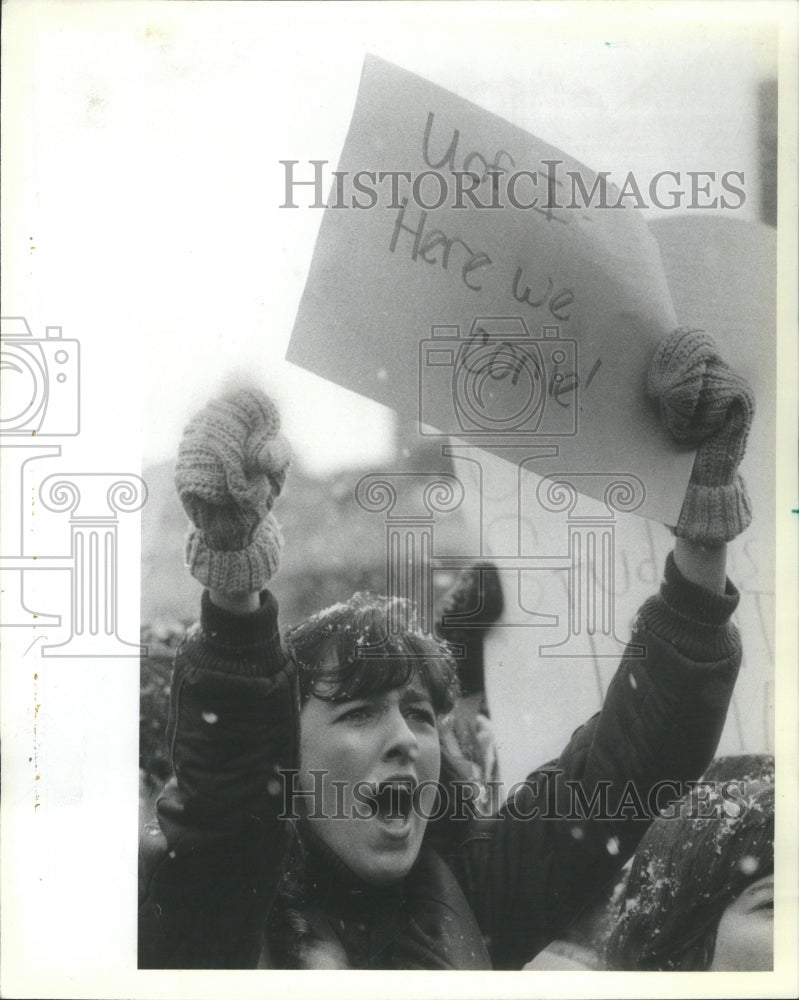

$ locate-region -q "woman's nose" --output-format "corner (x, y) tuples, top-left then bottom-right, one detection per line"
(382, 708), (419, 761)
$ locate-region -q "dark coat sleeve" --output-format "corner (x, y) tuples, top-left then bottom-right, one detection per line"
(448, 552), (742, 969)
(138, 590), (299, 969)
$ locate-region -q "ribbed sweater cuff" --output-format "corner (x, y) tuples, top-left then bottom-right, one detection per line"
(640, 551), (741, 663)
(191, 588), (286, 675)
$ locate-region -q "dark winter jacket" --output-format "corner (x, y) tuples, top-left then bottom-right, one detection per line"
(138, 552), (741, 970)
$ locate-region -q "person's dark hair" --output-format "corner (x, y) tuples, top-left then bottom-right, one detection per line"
(605, 779), (774, 971)
(702, 753), (774, 785)
(286, 592), (460, 715)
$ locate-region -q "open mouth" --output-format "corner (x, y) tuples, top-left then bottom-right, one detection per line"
(363, 781), (415, 824)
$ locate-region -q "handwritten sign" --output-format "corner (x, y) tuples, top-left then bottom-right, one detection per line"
(287, 55), (693, 523)
(462, 217), (777, 788)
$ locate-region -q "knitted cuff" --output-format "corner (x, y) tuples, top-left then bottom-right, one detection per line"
(174, 592), (288, 681)
(185, 514), (283, 592)
(637, 552), (741, 664)
(660, 550), (740, 624)
(195, 589), (286, 670)
(674, 475), (752, 544)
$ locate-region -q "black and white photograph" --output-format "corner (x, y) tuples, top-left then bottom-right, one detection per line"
(1, 2), (797, 998)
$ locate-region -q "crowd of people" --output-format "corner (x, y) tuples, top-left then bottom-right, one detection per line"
(138, 329), (773, 971)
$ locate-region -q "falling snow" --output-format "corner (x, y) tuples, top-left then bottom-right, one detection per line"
(738, 854), (760, 876)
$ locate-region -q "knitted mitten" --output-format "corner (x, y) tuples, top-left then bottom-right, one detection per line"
(174, 388), (291, 592)
(648, 328), (754, 543)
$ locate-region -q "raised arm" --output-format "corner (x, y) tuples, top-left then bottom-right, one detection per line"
(451, 329), (755, 968)
(138, 389), (295, 969)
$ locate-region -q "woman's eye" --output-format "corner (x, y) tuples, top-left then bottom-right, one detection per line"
(406, 706), (436, 726)
(338, 705), (373, 723)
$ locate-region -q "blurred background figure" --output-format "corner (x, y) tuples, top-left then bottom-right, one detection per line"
(437, 562), (504, 805)
(605, 760), (774, 971)
(526, 754), (774, 972)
